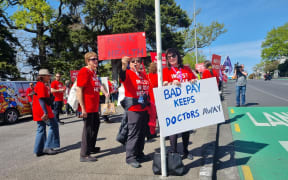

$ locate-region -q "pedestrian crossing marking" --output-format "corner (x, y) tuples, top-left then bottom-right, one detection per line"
(279, 141), (288, 152)
(234, 123), (240, 132)
(231, 109), (235, 114)
(241, 165), (254, 180)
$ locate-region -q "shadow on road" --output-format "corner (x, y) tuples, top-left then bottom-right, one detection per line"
(215, 140), (268, 171)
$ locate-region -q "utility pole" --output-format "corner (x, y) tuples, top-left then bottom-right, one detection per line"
(194, 0), (198, 64)
(155, 0), (167, 177)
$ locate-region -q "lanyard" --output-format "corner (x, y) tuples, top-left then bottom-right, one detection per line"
(171, 67), (183, 82)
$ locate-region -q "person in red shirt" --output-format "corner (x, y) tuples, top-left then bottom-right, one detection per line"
(33, 69), (60, 157)
(163, 48), (197, 160)
(147, 62), (158, 138)
(51, 73), (65, 125)
(201, 60), (220, 85)
(26, 82), (35, 105)
(77, 52), (108, 162)
(119, 56), (150, 168)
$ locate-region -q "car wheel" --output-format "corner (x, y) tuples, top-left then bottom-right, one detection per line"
(4, 109), (19, 124)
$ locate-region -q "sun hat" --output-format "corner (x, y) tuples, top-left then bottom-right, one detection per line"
(38, 69), (51, 76)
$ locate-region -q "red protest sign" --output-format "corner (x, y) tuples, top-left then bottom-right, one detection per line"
(212, 54), (221, 71)
(70, 70), (79, 82)
(195, 63), (205, 73)
(150, 52), (166, 66)
(97, 32), (147, 60)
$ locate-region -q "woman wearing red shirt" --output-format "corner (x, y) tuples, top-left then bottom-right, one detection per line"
(163, 48), (196, 160)
(33, 69), (60, 156)
(77, 52), (108, 162)
(120, 56), (150, 168)
(147, 62), (158, 138)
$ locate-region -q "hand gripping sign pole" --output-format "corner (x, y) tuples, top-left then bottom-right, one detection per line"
(155, 0), (167, 177)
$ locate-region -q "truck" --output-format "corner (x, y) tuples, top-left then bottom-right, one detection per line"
(0, 81), (35, 124)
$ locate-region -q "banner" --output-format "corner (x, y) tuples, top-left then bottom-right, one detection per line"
(212, 54), (221, 71)
(150, 52), (166, 66)
(97, 32), (147, 60)
(70, 70), (79, 82)
(153, 78), (225, 137)
(195, 63), (205, 73)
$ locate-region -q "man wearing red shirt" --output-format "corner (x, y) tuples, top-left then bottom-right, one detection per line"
(26, 82), (35, 105)
(51, 73), (65, 125)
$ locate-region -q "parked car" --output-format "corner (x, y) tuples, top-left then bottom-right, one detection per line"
(0, 81), (35, 124)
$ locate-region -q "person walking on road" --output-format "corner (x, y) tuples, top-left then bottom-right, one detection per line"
(120, 56), (150, 168)
(51, 73), (65, 125)
(234, 64), (248, 107)
(163, 48), (196, 160)
(33, 69), (60, 157)
(77, 52), (108, 162)
(26, 82), (35, 106)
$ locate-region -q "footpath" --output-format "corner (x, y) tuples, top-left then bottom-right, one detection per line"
(2, 106), (221, 180)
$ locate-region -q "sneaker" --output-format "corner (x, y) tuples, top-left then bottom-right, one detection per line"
(35, 152), (45, 157)
(90, 147), (101, 154)
(43, 148), (58, 155)
(236, 104), (240, 107)
(80, 155), (97, 162)
(127, 161), (141, 168)
(182, 153), (193, 160)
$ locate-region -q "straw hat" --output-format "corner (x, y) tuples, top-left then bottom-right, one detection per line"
(38, 69), (51, 76)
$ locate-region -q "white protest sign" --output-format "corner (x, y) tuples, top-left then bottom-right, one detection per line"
(153, 77), (225, 137)
(100, 77), (109, 94)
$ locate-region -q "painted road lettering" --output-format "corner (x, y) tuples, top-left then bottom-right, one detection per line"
(247, 112), (288, 126)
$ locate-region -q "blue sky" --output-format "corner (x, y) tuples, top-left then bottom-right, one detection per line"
(176, 0), (288, 74)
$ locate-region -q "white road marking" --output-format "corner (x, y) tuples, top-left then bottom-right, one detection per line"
(279, 141), (288, 152)
(249, 85), (288, 102)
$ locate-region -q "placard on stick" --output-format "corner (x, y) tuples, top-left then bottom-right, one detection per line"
(153, 78), (225, 137)
(97, 32), (147, 60)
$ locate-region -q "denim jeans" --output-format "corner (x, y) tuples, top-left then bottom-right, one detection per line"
(34, 117), (60, 154)
(236, 85), (246, 106)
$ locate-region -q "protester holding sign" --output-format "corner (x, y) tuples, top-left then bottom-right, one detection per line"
(163, 48), (196, 160)
(202, 60), (220, 86)
(119, 56), (150, 168)
(76, 52), (108, 162)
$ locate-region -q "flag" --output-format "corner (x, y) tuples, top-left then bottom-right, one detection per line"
(223, 56), (233, 74)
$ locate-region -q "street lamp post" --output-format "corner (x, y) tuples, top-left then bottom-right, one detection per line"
(194, 0), (198, 64)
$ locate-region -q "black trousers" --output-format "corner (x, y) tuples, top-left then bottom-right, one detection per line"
(169, 131), (190, 154)
(53, 101), (63, 122)
(80, 112), (100, 157)
(126, 110), (148, 163)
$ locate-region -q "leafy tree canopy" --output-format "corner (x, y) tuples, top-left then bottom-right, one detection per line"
(261, 22), (288, 60)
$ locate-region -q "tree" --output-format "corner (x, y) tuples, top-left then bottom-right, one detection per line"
(261, 22), (288, 60)
(183, 51), (206, 69)
(0, 12), (21, 79)
(184, 19), (227, 53)
(83, 0), (191, 80)
(1, 0), (64, 70)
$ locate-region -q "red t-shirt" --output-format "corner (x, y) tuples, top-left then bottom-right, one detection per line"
(148, 73), (158, 103)
(108, 80), (113, 93)
(163, 66), (196, 83)
(120, 69), (150, 111)
(202, 69), (219, 85)
(51, 80), (64, 101)
(32, 82), (54, 121)
(26, 87), (34, 102)
(77, 67), (101, 113)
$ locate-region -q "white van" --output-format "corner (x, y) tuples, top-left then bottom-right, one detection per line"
(0, 81), (35, 124)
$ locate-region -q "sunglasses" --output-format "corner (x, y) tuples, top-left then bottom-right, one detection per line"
(131, 60), (141, 63)
(89, 58), (98, 61)
(167, 54), (177, 59)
